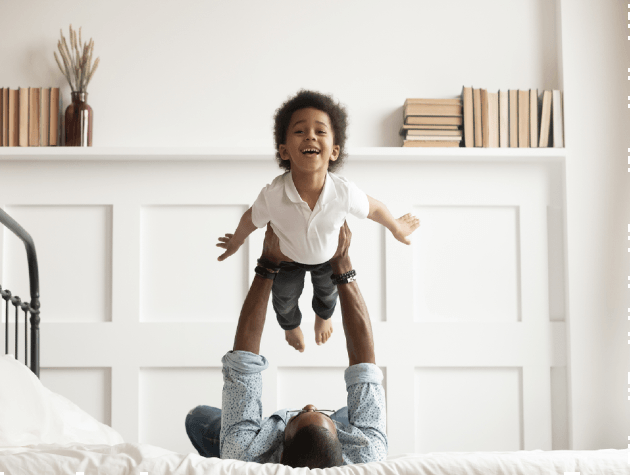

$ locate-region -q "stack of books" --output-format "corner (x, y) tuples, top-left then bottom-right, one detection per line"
(460, 86), (564, 148)
(401, 98), (463, 147)
(0, 87), (63, 146)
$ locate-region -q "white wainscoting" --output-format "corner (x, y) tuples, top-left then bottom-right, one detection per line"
(0, 147), (567, 456)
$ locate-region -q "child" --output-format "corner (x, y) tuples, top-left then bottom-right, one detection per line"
(216, 90), (419, 352)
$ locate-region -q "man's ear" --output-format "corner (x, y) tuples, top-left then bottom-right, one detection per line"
(279, 144), (290, 161)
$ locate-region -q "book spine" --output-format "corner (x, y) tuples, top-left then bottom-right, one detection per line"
(481, 89), (489, 148)
(518, 90), (530, 147)
(552, 90), (564, 147)
(499, 90), (508, 147)
(49, 88), (59, 146)
(40, 87), (50, 146)
(473, 88), (482, 147)
(29, 87), (40, 146)
(8, 89), (18, 146)
(462, 86), (474, 147)
(19, 88), (29, 146)
(529, 88), (538, 148)
(539, 90), (552, 147)
(509, 90), (518, 147)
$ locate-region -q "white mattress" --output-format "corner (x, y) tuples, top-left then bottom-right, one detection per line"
(0, 443), (628, 475)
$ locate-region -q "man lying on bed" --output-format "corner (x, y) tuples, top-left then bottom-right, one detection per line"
(185, 222), (387, 469)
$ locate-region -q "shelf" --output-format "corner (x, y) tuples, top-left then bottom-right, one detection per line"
(0, 146), (566, 163)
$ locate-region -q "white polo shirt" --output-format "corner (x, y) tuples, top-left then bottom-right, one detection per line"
(251, 171), (370, 265)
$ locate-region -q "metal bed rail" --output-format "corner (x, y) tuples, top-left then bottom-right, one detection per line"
(0, 207), (40, 377)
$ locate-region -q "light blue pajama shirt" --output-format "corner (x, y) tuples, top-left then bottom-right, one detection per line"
(219, 350), (388, 465)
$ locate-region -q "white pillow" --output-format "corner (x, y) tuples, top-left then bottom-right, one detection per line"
(0, 354), (124, 446)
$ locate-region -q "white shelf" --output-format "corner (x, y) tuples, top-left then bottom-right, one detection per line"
(0, 146), (566, 163)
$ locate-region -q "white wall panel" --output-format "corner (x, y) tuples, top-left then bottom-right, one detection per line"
(140, 205), (248, 322)
(139, 367), (223, 454)
(40, 367), (111, 425)
(2, 205), (112, 322)
(414, 367), (522, 453)
(278, 367), (348, 413)
(413, 206), (520, 322)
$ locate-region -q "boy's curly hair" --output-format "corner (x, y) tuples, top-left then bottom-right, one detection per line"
(273, 89), (349, 174)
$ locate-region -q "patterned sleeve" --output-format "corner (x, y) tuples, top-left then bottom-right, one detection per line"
(344, 363), (388, 462)
(251, 187), (270, 228)
(346, 181), (370, 220)
(219, 351), (269, 460)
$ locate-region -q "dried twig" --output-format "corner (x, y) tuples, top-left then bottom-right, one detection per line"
(53, 24), (99, 93)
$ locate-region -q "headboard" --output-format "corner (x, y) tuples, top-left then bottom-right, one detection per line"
(0, 207), (40, 377)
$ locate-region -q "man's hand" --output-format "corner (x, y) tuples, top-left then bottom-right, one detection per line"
(260, 224), (292, 265)
(217, 233), (244, 261)
(329, 221), (352, 275)
(392, 213), (420, 245)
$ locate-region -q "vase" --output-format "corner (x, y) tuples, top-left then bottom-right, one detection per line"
(64, 91), (93, 146)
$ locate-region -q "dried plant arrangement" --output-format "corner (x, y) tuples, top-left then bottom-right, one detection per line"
(54, 24), (100, 93)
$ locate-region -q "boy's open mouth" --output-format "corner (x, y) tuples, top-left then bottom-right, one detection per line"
(301, 148), (320, 156)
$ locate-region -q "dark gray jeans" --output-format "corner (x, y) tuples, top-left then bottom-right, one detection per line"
(272, 261), (338, 330)
(185, 405), (350, 458)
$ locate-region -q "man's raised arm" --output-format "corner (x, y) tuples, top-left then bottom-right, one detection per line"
(329, 222), (376, 366)
(232, 224), (288, 354)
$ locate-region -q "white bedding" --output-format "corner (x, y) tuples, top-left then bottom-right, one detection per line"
(1, 355), (628, 474)
(0, 443), (628, 474)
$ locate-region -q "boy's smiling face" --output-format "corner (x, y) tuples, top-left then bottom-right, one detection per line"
(279, 107), (340, 175)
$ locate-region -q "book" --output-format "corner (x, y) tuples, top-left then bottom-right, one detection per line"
(0, 88), (6, 146)
(538, 90), (552, 147)
(473, 88), (482, 147)
(488, 91), (499, 147)
(529, 88), (538, 148)
(403, 140), (460, 147)
(404, 98), (462, 105)
(401, 124), (460, 130)
(404, 135), (461, 141)
(8, 89), (18, 146)
(480, 89), (489, 147)
(40, 87), (50, 147)
(404, 129), (462, 137)
(19, 87), (29, 146)
(518, 89), (529, 147)
(462, 86), (474, 147)
(552, 89), (564, 147)
(404, 103), (462, 117)
(49, 87), (61, 146)
(509, 90), (518, 147)
(499, 90), (508, 147)
(29, 87), (40, 146)
(405, 116), (462, 126)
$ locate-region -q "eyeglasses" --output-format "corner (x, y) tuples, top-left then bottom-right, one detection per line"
(286, 409), (335, 421)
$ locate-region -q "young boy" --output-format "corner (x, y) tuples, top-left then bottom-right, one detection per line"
(216, 90), (419, 352)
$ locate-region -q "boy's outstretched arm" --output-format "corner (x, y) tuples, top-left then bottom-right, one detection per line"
(217, 207), (258, 261)
(366, 195), (420, 245)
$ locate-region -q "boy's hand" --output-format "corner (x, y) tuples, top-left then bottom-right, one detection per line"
(392, 213), (420, 245)
(217, 233), (244, 261)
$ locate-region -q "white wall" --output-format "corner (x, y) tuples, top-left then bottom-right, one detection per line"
(559, 0), (630, 450)
(2, 0), (559, 147)
(0, 0), (627, 452)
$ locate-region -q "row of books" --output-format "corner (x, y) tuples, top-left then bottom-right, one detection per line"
(401, 86), (565, 148)
(0, 87), (64, 146)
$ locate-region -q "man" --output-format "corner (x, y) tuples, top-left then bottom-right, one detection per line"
(185, 222), (387, 468)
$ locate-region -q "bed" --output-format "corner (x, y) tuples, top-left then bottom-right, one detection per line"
(0, 206), (628, 475)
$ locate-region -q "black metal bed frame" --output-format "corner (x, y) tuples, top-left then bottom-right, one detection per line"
(0, 207), (40, 377)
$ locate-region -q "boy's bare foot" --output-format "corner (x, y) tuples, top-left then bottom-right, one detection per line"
(314, 315), (333, 345)
(285, 327), (305, 352)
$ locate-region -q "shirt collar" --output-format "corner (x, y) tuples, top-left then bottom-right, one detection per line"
(284, 171), (338, 206)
